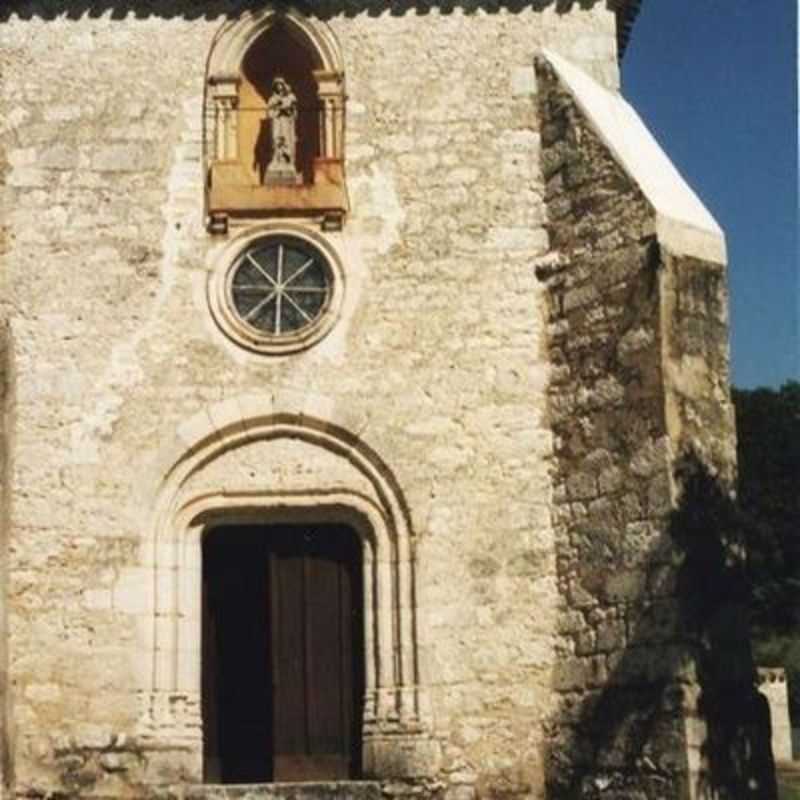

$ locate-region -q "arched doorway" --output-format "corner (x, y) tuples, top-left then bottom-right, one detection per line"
(139, 399), (436, 786)
(201, 522), (364, 783)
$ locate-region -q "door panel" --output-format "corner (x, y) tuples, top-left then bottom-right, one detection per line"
(271, 547), (307, 763)
(307, 554), (345, 755)
(270, 526), (360, 781)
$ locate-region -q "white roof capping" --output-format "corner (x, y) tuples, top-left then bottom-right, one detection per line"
(541, 49), (727, 265)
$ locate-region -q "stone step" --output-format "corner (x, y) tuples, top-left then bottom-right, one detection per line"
(178, 782), (383, 800)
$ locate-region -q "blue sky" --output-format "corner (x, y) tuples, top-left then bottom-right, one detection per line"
(622, 1), (798, 390)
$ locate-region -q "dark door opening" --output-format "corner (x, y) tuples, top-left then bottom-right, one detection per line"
(202, 523), (364, 784)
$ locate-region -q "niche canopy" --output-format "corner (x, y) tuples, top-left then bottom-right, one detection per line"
(206, 10), (347, 229)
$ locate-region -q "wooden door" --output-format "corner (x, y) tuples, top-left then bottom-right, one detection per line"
(202, 524), (363, 784)
(269, 525), (362, 781)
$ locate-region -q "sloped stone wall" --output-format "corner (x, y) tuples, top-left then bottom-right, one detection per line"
(536, 56), (691, 799)
(536, 54), (745, 800)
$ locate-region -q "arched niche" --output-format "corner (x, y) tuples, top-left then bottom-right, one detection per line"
(205, 10), (348, 230)
(135, 398), (437, 782)
(242, 21), (322, 186)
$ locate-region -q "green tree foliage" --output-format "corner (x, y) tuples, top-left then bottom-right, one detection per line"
(734, 381), (800, 634)
(733, 381), (800, 716)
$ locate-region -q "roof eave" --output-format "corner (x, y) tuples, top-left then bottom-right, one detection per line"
(616, 0), (643, 59)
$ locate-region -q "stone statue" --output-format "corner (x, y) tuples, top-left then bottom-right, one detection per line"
(264, 76), (300, 184)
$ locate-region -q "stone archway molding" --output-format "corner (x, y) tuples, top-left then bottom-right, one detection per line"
(207, 6), (344, 80)
(136, 390), (434, 780)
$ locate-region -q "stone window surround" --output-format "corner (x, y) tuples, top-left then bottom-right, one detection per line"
(207, 222), (345, 355)
(134, 398), (435, 781)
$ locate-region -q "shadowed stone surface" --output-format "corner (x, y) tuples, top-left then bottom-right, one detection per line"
(179, 782), (382, 799)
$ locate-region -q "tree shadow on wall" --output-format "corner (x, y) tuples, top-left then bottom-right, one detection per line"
(670, 454), (777, 800)
(0, 0), (602, 22)
(545, 452), (777, 800)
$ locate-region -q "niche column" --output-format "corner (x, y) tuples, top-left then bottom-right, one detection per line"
(313, 70), (345, 162)
(211, 77), (240, 162)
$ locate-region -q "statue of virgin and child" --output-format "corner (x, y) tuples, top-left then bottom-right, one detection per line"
(260, 76), (301, 185)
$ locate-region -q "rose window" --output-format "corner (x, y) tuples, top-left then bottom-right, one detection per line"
(209, 231), (341, 356)
(229, 237), (331, 337)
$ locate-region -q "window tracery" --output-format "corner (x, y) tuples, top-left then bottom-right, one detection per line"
(207, 225), (344, 356)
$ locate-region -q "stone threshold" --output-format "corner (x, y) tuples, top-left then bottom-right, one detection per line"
(174, 781), (383, 799)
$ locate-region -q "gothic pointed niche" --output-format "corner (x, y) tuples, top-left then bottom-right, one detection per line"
(206, 13), (347, 228)
(242, 22), (319, 187)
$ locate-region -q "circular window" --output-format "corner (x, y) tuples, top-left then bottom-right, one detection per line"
(209, 231), (343, 356)
(230, 238), (330, 336)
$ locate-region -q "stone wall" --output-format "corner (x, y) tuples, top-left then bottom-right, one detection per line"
(759, 669), (793, 764)
(536, 56), (691, 800)
(0, 325), (9, 800)
(0, 44), (11, 795)
(0, 3), (623, 798)
(660, 248), (735, 478)
(536, 52), (749, 800)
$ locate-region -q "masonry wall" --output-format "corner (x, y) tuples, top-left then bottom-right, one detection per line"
(759, 669), (792, 764)
(0, 47), (11, 791)
(536, 58), (690, 799)
(536, 57), (741, 800)
(0, 3), (623, 798)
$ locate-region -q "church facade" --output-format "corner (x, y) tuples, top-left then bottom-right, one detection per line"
(0, 2), (737, 798)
